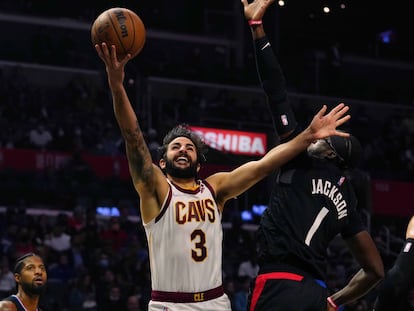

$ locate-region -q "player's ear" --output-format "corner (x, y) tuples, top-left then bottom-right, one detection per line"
(159, 158), (166, 169)
(14, 273), (20, 283)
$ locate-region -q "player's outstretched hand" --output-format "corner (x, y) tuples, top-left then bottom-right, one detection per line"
(309, 103), (350, 140)
(95, 42), (131, 89)
(241, 0), (275, 21)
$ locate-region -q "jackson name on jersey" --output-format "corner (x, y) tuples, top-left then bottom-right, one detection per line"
(311, 178), (347, 220)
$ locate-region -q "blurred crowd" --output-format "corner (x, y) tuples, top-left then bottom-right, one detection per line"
(0, 202), (410, 311)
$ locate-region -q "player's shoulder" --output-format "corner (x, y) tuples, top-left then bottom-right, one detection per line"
(0, 299), (17, 311)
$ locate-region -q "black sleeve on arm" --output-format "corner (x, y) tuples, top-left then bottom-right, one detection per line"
(254, 36), (297, 136)
(374, 238), (414, 311)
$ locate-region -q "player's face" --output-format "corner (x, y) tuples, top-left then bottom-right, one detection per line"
(163, 137), (199, 179)
(16, 256), (47, 296)
(307, 138), (334, 159)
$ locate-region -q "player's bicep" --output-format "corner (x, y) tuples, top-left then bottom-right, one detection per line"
(135, 164), (169, 223)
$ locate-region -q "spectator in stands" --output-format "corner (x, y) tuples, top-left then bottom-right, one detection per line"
(232, 276), (250, 311)
(126, 294), (142, 311)
(237, 249), (259, 280)
(94, 268), (124, 311)
(13, 229), (36, 259)
(28, 124), (53, 150)
(146, 128), (161, 161)
(99, 217), (128, 254)
(101, 284), (126, 311)
(0, 257), (15, 299)
(43, 223), (71, 259)
(67, 206), (86, 234)
(47, 252), (75, 283)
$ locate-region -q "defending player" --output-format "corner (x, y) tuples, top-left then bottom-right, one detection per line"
(242, 0), (384, 310)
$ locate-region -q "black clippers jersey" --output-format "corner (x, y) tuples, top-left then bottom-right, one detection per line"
(256, 151), (365, 280)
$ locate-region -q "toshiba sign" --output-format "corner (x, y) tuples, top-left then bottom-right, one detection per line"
(190, 126), (267, 156)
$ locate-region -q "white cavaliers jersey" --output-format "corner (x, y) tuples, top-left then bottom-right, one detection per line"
(144, 179), (224, 292)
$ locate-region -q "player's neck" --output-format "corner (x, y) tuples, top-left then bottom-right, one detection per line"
(16, 292), (39, 311)
(168, 176), (199, 189)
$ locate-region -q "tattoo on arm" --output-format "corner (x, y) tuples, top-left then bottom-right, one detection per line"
(122, 121), (153, 183)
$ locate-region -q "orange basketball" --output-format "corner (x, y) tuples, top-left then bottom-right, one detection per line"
(91, 7), (146, 60)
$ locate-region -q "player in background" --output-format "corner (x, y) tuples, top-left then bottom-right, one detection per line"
(0, 253), (47, 311)
(373, 215), (414, 310)
(242, 0), (384, 310)
(94, 38), (350, 311)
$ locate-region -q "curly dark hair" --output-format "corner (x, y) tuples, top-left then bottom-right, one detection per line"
(158, 124), (208, 163)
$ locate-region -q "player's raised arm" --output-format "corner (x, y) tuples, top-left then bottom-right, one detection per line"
(209, 103), (350, 205)
(95, 42), (168, 223)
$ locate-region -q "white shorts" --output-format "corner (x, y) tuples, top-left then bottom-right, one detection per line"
(148, 293), (232, 311)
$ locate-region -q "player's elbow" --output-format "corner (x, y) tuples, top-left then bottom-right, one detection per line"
(367, 265), (385, 285)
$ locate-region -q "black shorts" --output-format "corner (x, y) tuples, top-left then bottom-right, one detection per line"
(248, 272), (328, 311)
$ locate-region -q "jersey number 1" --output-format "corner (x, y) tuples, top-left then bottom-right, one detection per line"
(304, 207), (329, 246)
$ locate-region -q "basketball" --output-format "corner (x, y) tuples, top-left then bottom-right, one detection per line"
(91, 7), (146, 60)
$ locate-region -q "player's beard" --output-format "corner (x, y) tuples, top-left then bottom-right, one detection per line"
(164, 158), (198, 179)
(21, 281), (47, 296)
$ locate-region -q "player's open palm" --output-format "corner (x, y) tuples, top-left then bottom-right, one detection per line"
(241, 0), (275, 21)
(310, 103), (350, 139)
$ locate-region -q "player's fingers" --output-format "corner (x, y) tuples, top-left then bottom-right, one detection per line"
(335, 116), (351, 133)
(120, 53), (132, 66)
(329, 102), (346, 115)
(96, 43), (112, 64)
(315, 105), (328, 118)
(334, 130), (350, 137)
(241, 0), (248, 8)
(99, 42), (112, 61)
(334, 105), (349, 119)
(110, 45), (118, 62)
(94, 44), (104, 58)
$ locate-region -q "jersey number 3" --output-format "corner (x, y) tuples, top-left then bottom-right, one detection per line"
(191, 229), (207, 261)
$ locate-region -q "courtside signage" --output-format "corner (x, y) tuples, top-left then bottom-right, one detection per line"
(190, 126), (267, 156)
